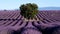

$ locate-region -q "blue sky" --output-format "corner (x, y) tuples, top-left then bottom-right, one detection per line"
(0, 0), (60, 10)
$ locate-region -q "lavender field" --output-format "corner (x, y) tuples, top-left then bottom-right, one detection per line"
(0, 10), (60, 34)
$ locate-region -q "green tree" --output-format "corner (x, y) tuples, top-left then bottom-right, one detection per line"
(20, 3), (38, 20)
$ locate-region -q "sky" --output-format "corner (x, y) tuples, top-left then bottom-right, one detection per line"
(0, 0), (60, 10)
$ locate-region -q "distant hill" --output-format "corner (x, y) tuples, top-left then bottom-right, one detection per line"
(39, 7), (60, 10)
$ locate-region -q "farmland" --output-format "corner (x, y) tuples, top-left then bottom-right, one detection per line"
(0, 10), (60, 34)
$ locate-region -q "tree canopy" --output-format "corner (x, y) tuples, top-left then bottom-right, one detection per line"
(20, 3), (38, 20)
